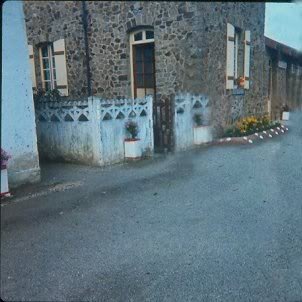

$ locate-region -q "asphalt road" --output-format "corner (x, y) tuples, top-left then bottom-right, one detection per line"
(1, 112), (302, 302)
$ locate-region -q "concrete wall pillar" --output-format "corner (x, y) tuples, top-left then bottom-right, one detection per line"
(1, 1), (40, 187)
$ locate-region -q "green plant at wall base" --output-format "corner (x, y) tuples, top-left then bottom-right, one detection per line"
(125, 120), (139, 139)
(33, 88), (62, 103)
(282, 104), (290, 112)
(193, 113), (203, 126)
(45, 89), (62, 100)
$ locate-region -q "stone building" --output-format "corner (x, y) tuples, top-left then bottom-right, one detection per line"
(24, 1), (268, 151)
(265, 37), (302, 120)
(2, 1), (40, 187)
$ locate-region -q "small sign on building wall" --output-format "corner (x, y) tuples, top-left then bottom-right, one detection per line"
(232, 88), (245, 95)
(278, 61), (287, 69)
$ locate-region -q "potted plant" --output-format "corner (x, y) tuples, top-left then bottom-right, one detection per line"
(124, 120), (142, 159)
(193, 113), (212, 145)
(281, 104), (290, 121)
(1, 148), (11, 197)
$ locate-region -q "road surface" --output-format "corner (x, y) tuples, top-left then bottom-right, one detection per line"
(1, 112), (302, 301)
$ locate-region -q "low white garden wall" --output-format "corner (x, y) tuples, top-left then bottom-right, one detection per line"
(97, 96), (153, 165)
(174, 93), (212, 151)
(35, 96), (153, 166)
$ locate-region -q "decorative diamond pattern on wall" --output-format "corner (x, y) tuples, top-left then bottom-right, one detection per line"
(99, 98), (151, 121)
(35, 100), (90, 122)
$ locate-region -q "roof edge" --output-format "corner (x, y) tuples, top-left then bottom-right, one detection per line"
(265, 36), (302, 60)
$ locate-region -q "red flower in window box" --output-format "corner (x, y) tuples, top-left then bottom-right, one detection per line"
(236, 76), (245, 87)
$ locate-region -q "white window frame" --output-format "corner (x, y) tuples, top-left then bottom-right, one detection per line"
(39, 43), (57, 91)
(129, 29), (154, 98)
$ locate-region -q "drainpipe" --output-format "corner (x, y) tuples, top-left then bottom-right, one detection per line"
(81, 0), (92, 98)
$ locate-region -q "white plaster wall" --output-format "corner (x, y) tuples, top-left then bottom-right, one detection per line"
(100, 115), (153, 165)
(174, 93), (212, 151)
(98, 96), (153, 165)
(36, 100), (102, 165)
(37, 120), (101, 165)
(1, 0), (40, 187)
(35, 97), (154, 166)
(174, 98), (194, 151)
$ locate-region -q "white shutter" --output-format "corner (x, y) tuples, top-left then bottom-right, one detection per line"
(53, 39), (69, 96)
(28, 45), (37, 89)
(244, 30), (251, 89)
(226, 23), (235, 90)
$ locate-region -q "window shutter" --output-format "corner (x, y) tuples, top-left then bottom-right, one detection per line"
(28, 45), (37, 89)
(244, 30), (251, 89)
(226, 23), (235, 90)
(53, 39), (69, 96)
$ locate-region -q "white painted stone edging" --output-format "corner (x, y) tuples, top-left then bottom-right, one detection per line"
(216, 125), (289, 146)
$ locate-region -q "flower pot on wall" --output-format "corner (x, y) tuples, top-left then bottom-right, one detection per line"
(282, 111), (289, 121)
(193, 126), (212, 145)
(1, 165), (10, 196)
(124, 139), (142, 159)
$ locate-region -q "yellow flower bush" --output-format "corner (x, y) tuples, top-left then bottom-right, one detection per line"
(224, 114), (280, 137)
(236, 116), (258, 133)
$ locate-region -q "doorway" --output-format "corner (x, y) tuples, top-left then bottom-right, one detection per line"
(130, 28), (172, 152)
(132, 43), (155, 99)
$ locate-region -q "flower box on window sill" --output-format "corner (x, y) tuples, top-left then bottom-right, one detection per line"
(124, 138), (142, 159)
(1, 165), (10, 197)
(232, 88), (245, 96)
(193, 126), (213, 145)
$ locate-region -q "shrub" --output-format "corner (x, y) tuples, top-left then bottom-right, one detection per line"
(223, 114), (280, 137)
(33, 88), (62, 103)
(282, 104), (290, 112)
(125, 120), (139, 139)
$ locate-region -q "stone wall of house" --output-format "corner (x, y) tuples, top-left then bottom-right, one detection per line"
(24, 1), (89, 100)
(24, 1), (267, 147)
(86, 1), (267, 139)
(265, 46), (302, 120)
(284, 60), (302, 112)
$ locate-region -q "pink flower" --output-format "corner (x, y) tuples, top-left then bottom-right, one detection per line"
(1, 148), (11, 168)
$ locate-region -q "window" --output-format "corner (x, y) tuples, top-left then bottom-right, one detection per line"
(130, 29), (155, 44)
(133, 44), (155, 93)
(226, 23), (250, 90)
(233, 28), (244, 88)
(146, 31), (154, 40)
(130, 29), (156, 98)
(40, 43), (57, 91)
(134, 32), (143, 41)
(35, 39), (69, 96)
(234, 30), (239, 84)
